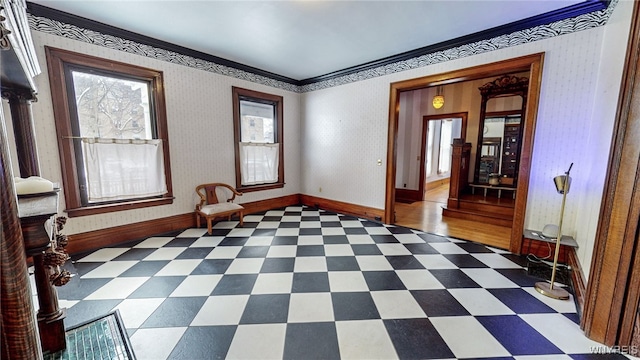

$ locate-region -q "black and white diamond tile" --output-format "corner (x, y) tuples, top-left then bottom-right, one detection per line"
(39, 206), (634, 359)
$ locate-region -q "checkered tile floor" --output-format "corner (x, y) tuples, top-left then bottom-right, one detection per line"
(38, 206), (632, 359)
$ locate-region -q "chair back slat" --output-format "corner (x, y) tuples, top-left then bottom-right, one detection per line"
(204, 185), (220, 204)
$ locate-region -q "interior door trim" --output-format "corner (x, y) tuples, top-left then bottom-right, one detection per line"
(385, 53), (545, 254)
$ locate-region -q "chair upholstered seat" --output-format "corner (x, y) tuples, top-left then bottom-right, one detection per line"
(200, 202), (244, 216)
(195, 183), (244, 234)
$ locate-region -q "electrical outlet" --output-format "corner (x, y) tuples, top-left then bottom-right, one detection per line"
(319, 187), (322, 192)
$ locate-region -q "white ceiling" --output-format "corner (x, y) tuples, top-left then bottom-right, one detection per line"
(29, 0), (585, 80)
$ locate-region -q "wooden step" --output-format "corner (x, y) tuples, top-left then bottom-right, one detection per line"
(442, 205), (513, 227)
(456, 199), (514, 217)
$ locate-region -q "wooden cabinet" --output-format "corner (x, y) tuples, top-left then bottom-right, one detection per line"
(479, 137), (501, 183)
(501, 124), (520, 180)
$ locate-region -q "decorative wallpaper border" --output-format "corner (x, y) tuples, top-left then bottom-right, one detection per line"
(300, 0), (617, 92)
(28, 0), (617, 94)
(27, 14), (300, 93)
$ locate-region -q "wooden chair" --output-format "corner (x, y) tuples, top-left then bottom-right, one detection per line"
(195, 183), (244, 234)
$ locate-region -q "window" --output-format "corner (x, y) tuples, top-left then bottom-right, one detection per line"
(437, 120), (454, 174)
(232, 87), (284, 192)
(426, 121), (435, 177)
(46, 47), (173, 217)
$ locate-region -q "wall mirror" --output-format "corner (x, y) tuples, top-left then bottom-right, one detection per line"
(473, 74), (529, 186)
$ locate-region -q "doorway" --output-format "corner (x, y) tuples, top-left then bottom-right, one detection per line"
(395, 109), (466, 204)
(420, 114), (466, 199)
(385, 53), (544, 254)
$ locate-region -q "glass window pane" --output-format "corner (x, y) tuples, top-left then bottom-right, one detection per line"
(72, 71), (152, 139)
(240, 100), (275, 143)
(426, 121), (435, 177)
(438, 120), (453, 174)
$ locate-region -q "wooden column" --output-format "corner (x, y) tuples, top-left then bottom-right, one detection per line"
(4, 88), (40, 176)
(447, 142), (471, 209)
(0, 108), (43, 359)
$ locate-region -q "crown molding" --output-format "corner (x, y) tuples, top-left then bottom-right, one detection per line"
(26, 0), (612, 91)
(25, 1), (299, 85)
(299, 0), (610, 85)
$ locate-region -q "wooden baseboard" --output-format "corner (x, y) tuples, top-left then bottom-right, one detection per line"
(67, 194), (382, 256)
(426, 178), (449, 191)
(67, 212), (196, 255)
(241, 194), (300, 215)
(299, 194), (384, 222)
(395, 188), (421, 203)
(67, 194), (301, 256)
(568, 247), (587, 318)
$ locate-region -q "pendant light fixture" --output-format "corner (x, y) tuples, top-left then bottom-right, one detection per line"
(432, 85), (444, 109)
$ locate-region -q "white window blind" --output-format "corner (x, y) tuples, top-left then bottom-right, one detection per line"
(239, 142), (279, 185)
(82, 138), (167, 202)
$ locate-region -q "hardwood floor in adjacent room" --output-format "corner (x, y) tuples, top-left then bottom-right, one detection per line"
(394, 184), (512, 250)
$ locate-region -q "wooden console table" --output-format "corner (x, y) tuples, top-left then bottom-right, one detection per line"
(524, 229), (578, 248)
(523, 229), (578, 263)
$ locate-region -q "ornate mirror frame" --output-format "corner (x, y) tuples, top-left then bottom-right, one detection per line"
(473, 74), (529, 185)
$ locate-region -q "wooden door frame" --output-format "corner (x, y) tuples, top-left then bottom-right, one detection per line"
(418, 112), (468, 199)
(385, 53), (545, 254)
(582, 1), (640, 348)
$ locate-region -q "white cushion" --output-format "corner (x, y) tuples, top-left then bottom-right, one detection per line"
(14, 176), (54, 195)
(199, 202), (243, 215)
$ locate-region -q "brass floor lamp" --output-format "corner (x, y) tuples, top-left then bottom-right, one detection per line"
(535, 163), (573, 300)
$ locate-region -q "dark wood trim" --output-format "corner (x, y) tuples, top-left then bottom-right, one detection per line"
(299, 1), (608, 85)
(27, 1), (608, 86)
(395, 188), (421, 203)
(67, 213), (196, 255)
(67, 194), (301, 255)
(568, 247), (587, 318)
(45, 46), (174, 216)
(447, 142), (472, 209)
(423, 112), (469, 142)
(486, 110), (523, 118)
(426, 177), (450, 191)
(2, 89), (40, 177)
(300, 194), (384, 222)
(385, 53), (545, 255)
(232, 86), (285, 192)
(510, 57), (544, 254)
(26, 2), (298, 85)
(582, 0), (640, 346)
(237, 182), (286, 193)
(65, 196), (175, 218)
(619, 228), (640, 346)
(240, 194), (301, 215)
